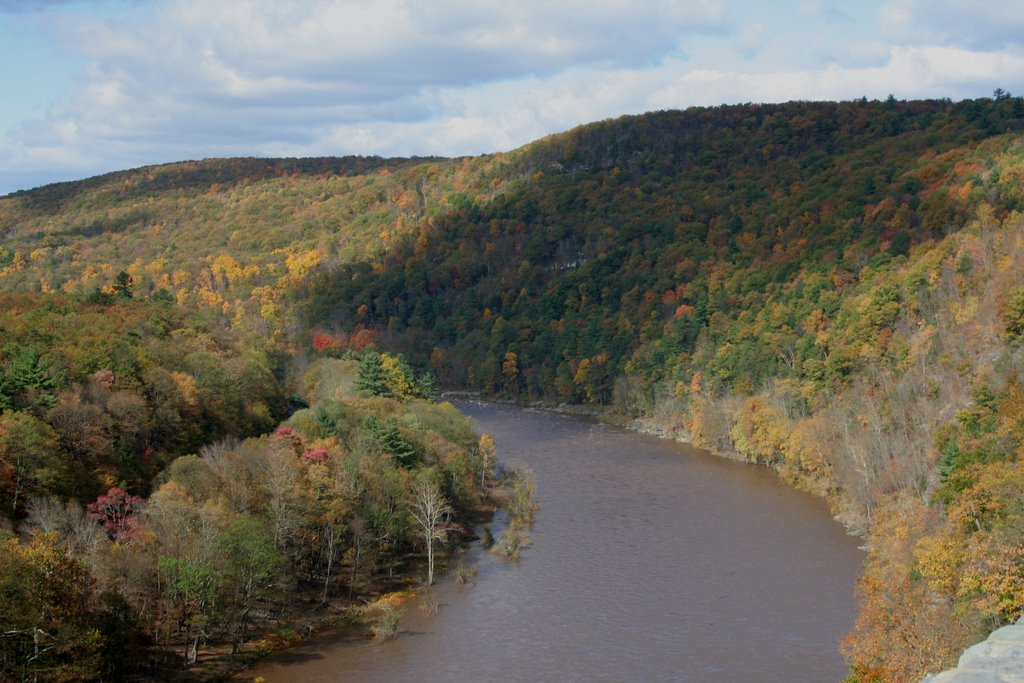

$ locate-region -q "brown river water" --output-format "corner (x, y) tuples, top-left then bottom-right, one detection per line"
(251, 401), (864, 682)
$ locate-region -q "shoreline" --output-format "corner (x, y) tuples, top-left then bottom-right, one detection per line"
(443, 391), (860, 534)
(217, 481), (502, 681)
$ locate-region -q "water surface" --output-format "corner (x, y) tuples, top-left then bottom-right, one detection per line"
(252, 402), (863, 682)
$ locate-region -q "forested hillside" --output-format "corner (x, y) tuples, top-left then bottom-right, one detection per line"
(3, 96), (1024, 681)
(0, 160), (504, 677)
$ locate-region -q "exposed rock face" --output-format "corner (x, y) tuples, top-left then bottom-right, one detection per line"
(922, 619), (1024, 682)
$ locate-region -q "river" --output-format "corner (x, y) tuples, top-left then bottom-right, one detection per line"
(250, 401), (864, 682)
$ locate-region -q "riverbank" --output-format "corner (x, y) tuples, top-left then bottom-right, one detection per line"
(142, 380), (499, 682)
(203, 502), (498, 682)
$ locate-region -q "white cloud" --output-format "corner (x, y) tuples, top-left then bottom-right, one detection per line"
(649, 46), (1024, 108)
(266, 43), (1024, 160)
(735, 23), (765, 58)
(65, 0), (725, 90)
(880, 0), (1024, 49)
(30, 0), (729, 143)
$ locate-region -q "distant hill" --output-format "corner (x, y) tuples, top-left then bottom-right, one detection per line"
(4, 96), (1024, 681)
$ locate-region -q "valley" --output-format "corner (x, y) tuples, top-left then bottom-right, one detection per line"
(2, 97), (1024, 681)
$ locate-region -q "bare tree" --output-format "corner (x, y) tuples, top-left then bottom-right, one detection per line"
(259, 442), (301, 548)
(411, 476), (451, 586)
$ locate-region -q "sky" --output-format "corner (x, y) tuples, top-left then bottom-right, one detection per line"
(1, 0), (1023, 196)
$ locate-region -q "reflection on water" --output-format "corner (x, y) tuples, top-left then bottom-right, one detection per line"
(251, 402), (863, 682)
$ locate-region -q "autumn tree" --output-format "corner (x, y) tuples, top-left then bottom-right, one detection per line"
(1002, 285), (1024, 345)
(0, 412), (63, 515)
(87, 487), (146, 541)
(573, 352), (613, 404)
(478, 433), (497, 487)
(380, 353), (418, 399)
(502, 351), (519, 393)
(0, 533), (106, 682)
(221, 515), (287, 652)
(146, 482), (225, 668)
(303, 454), (353, 603)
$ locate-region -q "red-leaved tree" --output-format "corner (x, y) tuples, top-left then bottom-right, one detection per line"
(87, 487), (145, 541)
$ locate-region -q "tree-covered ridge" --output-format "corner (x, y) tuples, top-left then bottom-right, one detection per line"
(303, 98), (1023, 397)
(4, 156), (441, 212)
(0, 152), (519, 346)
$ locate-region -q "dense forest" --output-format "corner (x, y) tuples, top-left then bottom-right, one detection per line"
(3, 95), (1024, 681)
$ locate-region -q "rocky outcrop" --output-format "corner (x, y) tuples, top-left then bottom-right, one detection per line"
(921, 618), (1024, 682)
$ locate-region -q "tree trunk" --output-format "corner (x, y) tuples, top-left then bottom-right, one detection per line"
(349, 537), (361, 599)
(427, 540), (434, 586)
(321, 526), (335, 604)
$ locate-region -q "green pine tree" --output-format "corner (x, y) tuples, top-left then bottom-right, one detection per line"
(113, 271), (134, 299)
(355, 351), (391, 397)
(362, 415), (420, 468)
(415, 371), (437, 399)
(9, 347), (59, 409)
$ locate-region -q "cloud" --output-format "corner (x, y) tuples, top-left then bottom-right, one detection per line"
(799, 1), (852, 24)
(249, 43), (1024, 160)
(735, 24), (765, 58)
(653, 46), (1024, 108)
(65, 0), (727, 90)
(26, 0), (729, 146)
(880, 0), (1024, 50)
